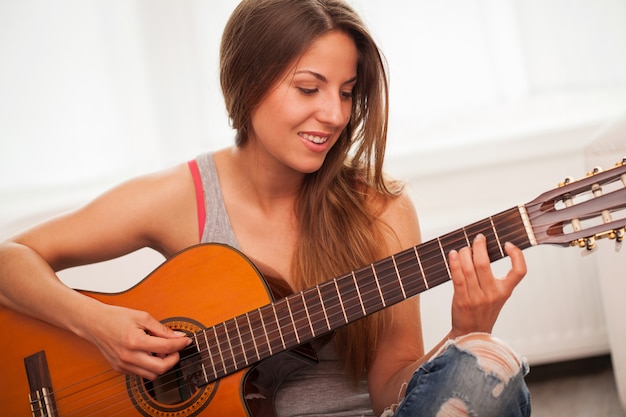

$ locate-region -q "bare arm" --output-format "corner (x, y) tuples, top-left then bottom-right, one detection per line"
(366, 191), (527, 415)
(0, 163), (199, 379)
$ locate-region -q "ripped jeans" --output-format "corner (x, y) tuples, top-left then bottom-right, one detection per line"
(389, 333), (531, 417)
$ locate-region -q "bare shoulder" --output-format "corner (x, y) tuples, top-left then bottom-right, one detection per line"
(12, 163), (198, 270)
(376, 187), (422, 252)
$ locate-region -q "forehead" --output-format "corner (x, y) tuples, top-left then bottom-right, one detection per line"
(291, 30), (359, 79)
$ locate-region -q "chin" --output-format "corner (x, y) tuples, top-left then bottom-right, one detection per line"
(298, 160), (327, 175)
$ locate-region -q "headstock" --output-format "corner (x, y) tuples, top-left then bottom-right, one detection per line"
(524, 158), (626, 250)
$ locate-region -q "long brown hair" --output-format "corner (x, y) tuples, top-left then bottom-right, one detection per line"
(220, 0), (402, 382)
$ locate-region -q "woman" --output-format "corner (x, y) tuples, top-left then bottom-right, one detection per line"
(0, 0), (530, 416)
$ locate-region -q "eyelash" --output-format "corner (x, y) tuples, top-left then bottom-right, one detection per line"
(297, 87), (354, 100)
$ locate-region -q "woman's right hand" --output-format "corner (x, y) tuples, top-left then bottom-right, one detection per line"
(80, 303), (192, 380)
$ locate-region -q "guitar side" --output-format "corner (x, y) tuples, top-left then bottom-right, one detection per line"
(0, 244), (275, 417)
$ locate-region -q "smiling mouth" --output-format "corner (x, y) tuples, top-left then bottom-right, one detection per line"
(300, 133), (329, 144)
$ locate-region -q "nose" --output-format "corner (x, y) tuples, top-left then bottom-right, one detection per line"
(318, 93), (349, 127)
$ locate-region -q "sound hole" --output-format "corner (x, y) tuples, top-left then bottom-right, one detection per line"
(144, 344), (203, 404)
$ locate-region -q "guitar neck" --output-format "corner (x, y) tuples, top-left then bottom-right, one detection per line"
(192, 206), (533, 385)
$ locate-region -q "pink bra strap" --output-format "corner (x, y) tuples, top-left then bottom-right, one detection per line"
(187, 160), (206, 241)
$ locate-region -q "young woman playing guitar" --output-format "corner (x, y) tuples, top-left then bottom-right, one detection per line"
(0, 1), (530, 415)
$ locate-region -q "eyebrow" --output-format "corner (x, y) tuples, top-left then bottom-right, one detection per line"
(295, 70), (358, 85)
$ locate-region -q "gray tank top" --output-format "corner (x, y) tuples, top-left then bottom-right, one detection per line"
(194, 153), (376, 417)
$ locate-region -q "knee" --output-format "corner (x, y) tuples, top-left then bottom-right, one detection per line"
(449, 333), (522, 396)
(394, 334), (531, 417)
(432, 333), (530, 416)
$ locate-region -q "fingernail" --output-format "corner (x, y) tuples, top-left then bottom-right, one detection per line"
(173, 331), (187, 337)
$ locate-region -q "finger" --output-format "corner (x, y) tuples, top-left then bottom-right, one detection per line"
(138, 331), (191, 356)
(471, 233), (495, 291)
(139, 316), (192, 354)
(449, 249), (469, 300)
(504, 241), (527, 289)
(123, 351), (182, 380)
(458, 243), (481, 296)
(143, 316), (187, 339)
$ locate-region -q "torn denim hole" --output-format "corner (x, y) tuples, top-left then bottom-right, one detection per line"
(437, 333), (522, 397)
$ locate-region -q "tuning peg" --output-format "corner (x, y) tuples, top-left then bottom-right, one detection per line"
(587, 166), (603, 177)
(580, 239), (597, 257)
(574, 236), (596, 251)
(612, 228), (624, 253)
(558, 176), (574, 187)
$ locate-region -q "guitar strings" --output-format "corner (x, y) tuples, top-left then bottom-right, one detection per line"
(39, 211), (533, 415)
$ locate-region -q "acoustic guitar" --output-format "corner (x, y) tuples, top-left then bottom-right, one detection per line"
(1, 161), (625, 416)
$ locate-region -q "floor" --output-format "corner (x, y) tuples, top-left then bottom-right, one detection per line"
(526, 355), (626, 417)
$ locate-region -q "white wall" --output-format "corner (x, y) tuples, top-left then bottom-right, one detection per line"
(1, 0), (626, 367)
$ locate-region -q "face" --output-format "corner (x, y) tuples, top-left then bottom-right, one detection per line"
(248, 30), (358, 175)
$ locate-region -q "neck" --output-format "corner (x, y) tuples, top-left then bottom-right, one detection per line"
(226, 145), (304, 211)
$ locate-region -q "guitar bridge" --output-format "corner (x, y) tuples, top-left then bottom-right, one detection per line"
(24, 351), (58, 417)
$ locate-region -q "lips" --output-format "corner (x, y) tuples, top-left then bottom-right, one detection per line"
(300, 132), (329, 144)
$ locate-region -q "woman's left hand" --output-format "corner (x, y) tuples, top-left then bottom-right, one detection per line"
(448, 233), (527, 337)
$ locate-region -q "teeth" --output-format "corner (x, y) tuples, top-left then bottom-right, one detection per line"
(301, 133), (328, 144)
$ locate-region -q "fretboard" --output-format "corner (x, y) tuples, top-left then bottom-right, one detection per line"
(192, 206), (533, 384)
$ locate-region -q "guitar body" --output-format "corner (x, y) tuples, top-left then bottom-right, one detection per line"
(0, 244), (310, 417)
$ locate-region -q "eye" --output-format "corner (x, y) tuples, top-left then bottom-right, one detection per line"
(297, 87), (319, 95)
(340, 90), (354, 100)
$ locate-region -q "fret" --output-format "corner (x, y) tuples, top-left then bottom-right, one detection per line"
(200, 329), (218, 380)
(247, 309), (270, 358)
(462, 227), (471, 247)
(416, 240), (446, 290)
(439, 228), (470, 254)
(193, 333), (212, 382)
(371, 257), (405, 306)
(352, 271), (366, 316)
(352, 266), (384, 315)
(233, 315), (249, 366)
(222, 321), (236, 370)
(333, 278), (349, 324)
(371, 264), (386, 307)
(300, 291), (317, 338)
(316, 286), (331, 331)
(391, 254), (407, 299)
(212, 324), (230, 375)
(465, 218), (502, 261)
(271, 303), (287, 350)
(391, 248), (426, 297)
(284, 297), (301, 344)
(224, 319), (243, 369)
(493, 208), (533, 251)
(245, 312), (261, 361)
(413, 246), (428, 290)
(274, 298), (298, 348)
(287, 293), (314, 342)
(302, 287), (327, 336)
(436, 237), (451, 280)
(317, 279), (345, 329)
(257, 307), (274, 356)
(200, 361), (209, 384)
(489, 217), (505, 257)
(335, 272), (366, 322)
